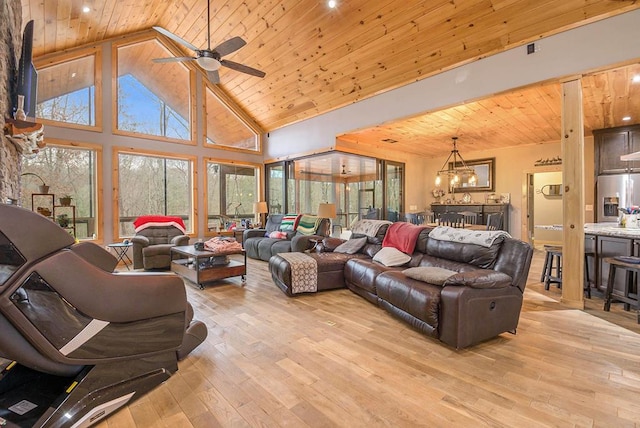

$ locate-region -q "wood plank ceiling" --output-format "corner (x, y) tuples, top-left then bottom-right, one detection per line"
(21, 0), (640, 158)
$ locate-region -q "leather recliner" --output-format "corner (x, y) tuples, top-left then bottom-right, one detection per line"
(0, 205), (207, 427)
(131, 223), (189, 269)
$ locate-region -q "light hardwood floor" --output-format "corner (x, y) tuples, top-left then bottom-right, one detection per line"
(96, 249), (640, 427)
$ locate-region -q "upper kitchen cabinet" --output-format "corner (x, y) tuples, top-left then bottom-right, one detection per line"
(595, 125), (640, 174)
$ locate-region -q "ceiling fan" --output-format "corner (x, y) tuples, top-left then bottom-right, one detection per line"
(151, 1), (265, 84)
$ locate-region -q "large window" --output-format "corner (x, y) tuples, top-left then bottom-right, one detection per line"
(204, 83), (260, 152)
(205, 160), (261, 233)
(115, 36), (194, 143)
(265, 153), (402, 227)
(115, 149), (196, 237)
(21, 140), (102, 240)
(35, 48), (101, 130)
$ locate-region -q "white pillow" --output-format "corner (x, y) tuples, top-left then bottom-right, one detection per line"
(373, 246), (411, 267)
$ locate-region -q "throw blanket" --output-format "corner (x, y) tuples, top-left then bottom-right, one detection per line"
(279, 252), (318, 294)
(382, 222), (425, 254)
(351, 219), (392, 237)
(204, 237), (243, 253)
(296, 215), (321, 236)
(428, 226), (511, 248)
(134, 215), (186, 234)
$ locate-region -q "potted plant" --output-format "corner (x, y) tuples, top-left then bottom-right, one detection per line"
(59, 195), (73, 206)
(56, 213), (70, 228)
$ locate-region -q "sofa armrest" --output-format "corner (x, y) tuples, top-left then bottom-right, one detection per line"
(131, 235), (150, 247)
(443, 270), (513, 289)
(291, 234), (325, 252)
(317, 237), (345, 253)
(439, 285), (524, 348)
(244, 229), (267, 240)
(171, 235), (189, 246)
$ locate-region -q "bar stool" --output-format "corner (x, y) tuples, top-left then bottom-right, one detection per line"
(541, 245), (594, 297)
(541, 245), (563, 290)
(584, 251), (595, 298)
(603, 256), (640, 323)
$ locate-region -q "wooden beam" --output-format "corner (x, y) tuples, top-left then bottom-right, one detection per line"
(561, 78), (585, 308)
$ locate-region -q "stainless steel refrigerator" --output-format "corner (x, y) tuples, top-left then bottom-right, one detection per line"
(597, 174), (640, 222)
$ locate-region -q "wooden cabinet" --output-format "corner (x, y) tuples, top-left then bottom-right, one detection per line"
(430, 203), (509, 231)
(595, 125), (640, 175)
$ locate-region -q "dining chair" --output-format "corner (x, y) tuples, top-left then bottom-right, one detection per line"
(458, 211), (478, 225)
(438, 212), (465, 227)
(485, 212), (504, 230)
(404, 213), (419, 224)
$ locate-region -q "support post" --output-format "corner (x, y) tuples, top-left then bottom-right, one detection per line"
(561, 78), (585, 308)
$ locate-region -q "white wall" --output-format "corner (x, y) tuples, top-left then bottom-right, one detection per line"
(533, 171), (564, 245)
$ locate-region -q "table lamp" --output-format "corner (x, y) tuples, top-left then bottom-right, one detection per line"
(317, 203), (337, 236)
(253, 201), (268, 227)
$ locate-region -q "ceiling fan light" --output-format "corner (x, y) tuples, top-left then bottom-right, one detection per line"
(197, 56), (221, 71)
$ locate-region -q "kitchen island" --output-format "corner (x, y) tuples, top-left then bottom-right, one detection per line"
(538, 222), (640, 308)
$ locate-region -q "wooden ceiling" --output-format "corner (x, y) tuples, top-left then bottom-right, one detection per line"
(21, 0), (640, 158)
(340, 62), (640, 158)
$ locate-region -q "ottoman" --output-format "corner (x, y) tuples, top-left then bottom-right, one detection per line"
(269, 252), (366, 296)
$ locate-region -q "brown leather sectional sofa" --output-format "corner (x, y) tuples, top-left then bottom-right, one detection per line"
(270, 223), (533, 349)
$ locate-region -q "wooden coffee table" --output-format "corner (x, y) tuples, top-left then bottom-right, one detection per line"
(170, 245), (246, 289)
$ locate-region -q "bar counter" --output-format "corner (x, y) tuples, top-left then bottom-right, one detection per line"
(536, 222), (640, 304)
(537, 222), (640, 238)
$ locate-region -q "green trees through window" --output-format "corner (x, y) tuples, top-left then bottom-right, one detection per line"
(117, 151), (194, 236)
(21, 144), (99, 240)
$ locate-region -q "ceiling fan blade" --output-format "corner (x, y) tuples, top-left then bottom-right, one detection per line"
(214, 36), (246, 57)
(152, 56), (196, 63)
(207, 70), (220, 84)
(220, 60), (266, 78)
(153, 26), (199, 52)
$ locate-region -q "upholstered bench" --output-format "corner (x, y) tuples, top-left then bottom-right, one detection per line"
(270, 251), (368, 296)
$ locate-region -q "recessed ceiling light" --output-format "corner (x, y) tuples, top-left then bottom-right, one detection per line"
(71, 72), (76, 78)
(82, 5), (90, 13)
(623, 116), (632, 121)
(633, 75), (640, 83)
(328, 0), (337, 8)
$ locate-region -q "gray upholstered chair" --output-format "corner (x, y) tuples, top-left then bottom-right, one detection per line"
(132, 225), (189, 270)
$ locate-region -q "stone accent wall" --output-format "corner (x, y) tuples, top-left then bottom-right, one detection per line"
(0, 0), (22, 203)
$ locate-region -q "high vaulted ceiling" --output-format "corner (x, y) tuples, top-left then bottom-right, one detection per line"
(22, 0), (640, 156)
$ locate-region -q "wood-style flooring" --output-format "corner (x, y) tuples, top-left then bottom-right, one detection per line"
(90, 249), (640, 426)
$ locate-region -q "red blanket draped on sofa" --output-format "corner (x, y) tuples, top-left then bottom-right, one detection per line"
(133, 215), (186, 234)
(382, 222), (425, 254)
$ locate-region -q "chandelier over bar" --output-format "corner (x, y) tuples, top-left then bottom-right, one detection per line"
(434, 137), (477, 189)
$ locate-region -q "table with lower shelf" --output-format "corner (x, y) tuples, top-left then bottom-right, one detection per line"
(170, 245), (246, 289)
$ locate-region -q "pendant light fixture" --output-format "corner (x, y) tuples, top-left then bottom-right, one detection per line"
(434, 137), (477, 197)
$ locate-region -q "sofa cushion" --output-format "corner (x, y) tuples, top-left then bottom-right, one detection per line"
(445, 270), (513, 289)
(320, 237), (345, 252)
(425, 238), (502, 269)
(402, 266), (457, 285)
(265, 214), (285, 234)
(334, 237), (367, 254)
(373, 247), (411, 267)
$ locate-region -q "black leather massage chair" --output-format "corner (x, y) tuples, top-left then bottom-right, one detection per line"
(0, 204), (207, 427)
